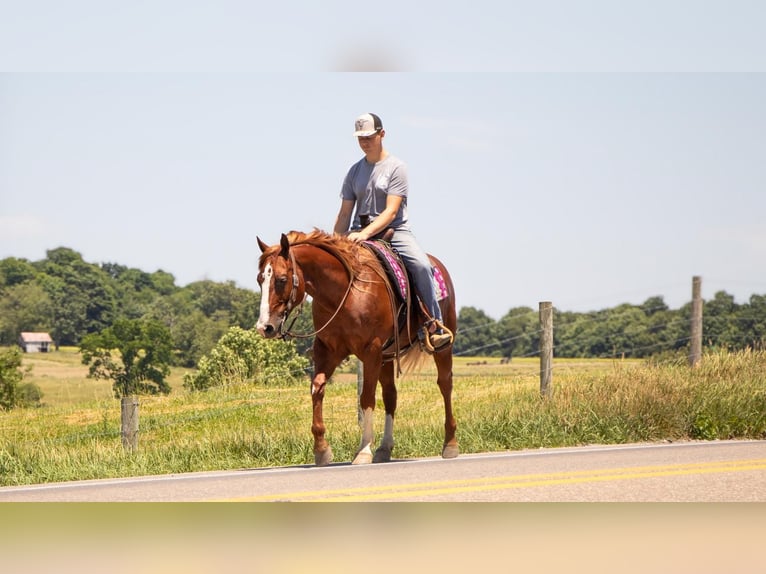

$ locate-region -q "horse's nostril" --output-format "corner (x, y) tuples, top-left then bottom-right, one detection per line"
(257, 323), (274, 338)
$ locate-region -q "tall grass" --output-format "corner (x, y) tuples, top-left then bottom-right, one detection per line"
(1, 349), (764, 486)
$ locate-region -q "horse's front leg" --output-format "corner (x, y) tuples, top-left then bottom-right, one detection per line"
(311, 371), (333, 466)
(310, 339), (339, 467)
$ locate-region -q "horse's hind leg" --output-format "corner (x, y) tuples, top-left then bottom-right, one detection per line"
(435, 350), (458, 459)
(373, 361), (396, 463)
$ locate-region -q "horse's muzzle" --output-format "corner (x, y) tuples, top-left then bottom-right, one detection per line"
(257, 323), (279, 338)
(257, 311), (288, 338)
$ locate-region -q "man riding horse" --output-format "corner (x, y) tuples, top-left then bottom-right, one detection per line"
(333, 112), (453, 351)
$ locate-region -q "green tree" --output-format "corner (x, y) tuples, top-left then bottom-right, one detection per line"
(144, 289), (228, 367)
(0, 257), (38, 288)
(737, 294), (766, 348)
(640, 296), (669, 316)
(183, 327), (309, 390)
(149, 270), (178, 296)
(0, 347), (25, 410)
(185, 279), (260, 329)
(173, 309), (230, 367)
(704, 291), (739, 348)
(80, 318), (173, 397)
(0, 282), (54, 345)
(454, 306), (498, 356)
(101, 265), (179, 319)
(645, 306), (687, 356)
(600, 304), (651, 357)
(555, 311), (603, 357)
(39, 247), (117, 345)
(496, 306), (538, 359)
(102, 263), (158, 319)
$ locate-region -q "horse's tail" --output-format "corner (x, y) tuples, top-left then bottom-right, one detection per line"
(397, 345), (430, 377)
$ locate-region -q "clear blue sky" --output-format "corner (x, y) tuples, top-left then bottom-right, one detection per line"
(1, 2), (765, 319)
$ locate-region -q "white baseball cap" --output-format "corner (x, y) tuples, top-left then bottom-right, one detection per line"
(353, 113), (383, 137)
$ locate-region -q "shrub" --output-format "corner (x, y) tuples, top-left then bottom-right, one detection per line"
(16, 382), (44, 408)
(0, 347), (25, 410)
(80, 318), (173, 397)
(183, 327), (310, 390)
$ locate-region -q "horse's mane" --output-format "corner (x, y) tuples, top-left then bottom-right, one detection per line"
(262, 229), (371, 278)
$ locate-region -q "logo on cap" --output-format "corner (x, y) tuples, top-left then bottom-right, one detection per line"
(353, 113), (382, 137)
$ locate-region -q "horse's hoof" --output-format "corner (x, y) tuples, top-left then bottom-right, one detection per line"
(314, 447), (333, 467)
(373, 446), (392, 463)
(441, 444), (459, 459)
(352, 450), (373, 465)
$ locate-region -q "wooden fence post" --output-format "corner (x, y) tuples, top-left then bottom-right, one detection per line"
(689, 276), (703, 367)
(121, 396), (139, 451)
(539, 301), (553, 398)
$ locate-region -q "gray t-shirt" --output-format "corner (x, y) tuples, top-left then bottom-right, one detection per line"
(340, 155), (410, 231)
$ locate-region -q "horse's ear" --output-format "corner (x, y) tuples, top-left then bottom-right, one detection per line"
(257, 237), (269, 253)
(279, 233), (290, 257)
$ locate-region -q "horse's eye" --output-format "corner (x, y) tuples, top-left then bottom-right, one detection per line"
(275, 276), (288, 288)
(257, 273), (264, 285)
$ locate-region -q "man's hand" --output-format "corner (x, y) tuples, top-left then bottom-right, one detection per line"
(347, 231), (367, 242)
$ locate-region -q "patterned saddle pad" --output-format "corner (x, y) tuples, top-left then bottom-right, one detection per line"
(363, 240), (448, 303)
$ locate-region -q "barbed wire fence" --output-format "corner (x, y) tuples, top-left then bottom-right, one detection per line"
(1, 275), (759, 454)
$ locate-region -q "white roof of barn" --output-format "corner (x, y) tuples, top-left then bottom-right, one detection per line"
(20, 332), (53, 343)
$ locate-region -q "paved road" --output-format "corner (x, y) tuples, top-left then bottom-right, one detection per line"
(1, 439), (765, 501)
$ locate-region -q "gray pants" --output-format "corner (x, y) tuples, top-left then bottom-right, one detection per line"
(389, 228), (443, 325)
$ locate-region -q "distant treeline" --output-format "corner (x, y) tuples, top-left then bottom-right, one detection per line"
(1, 248), (764, 363)
(455, 293), (766, 359)
(0, 247), (267, 367)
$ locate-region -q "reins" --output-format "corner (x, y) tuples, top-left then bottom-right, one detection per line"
(279, 244), (356, 340)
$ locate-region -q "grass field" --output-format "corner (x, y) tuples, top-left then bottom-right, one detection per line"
(16, 347), (194, 404)
(1, 346), (764, 486)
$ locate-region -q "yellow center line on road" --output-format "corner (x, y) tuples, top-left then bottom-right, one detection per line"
(220, 458), (766, 502)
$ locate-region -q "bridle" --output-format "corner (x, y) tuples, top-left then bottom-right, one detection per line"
(272, 245), (356, 340)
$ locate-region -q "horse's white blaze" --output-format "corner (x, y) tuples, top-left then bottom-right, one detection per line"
(256, 263), (274, 331)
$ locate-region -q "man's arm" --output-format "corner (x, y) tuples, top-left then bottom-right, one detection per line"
(348, 194), (402, 241)
(333, 199), (356, 235)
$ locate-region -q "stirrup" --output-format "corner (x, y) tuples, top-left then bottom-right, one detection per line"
(421, 320), (454, 354)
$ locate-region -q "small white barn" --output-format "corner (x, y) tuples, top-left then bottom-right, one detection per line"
(18, 332), (53, 353)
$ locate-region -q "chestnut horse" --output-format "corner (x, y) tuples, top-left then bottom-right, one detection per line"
(256, 229), (458, 466)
